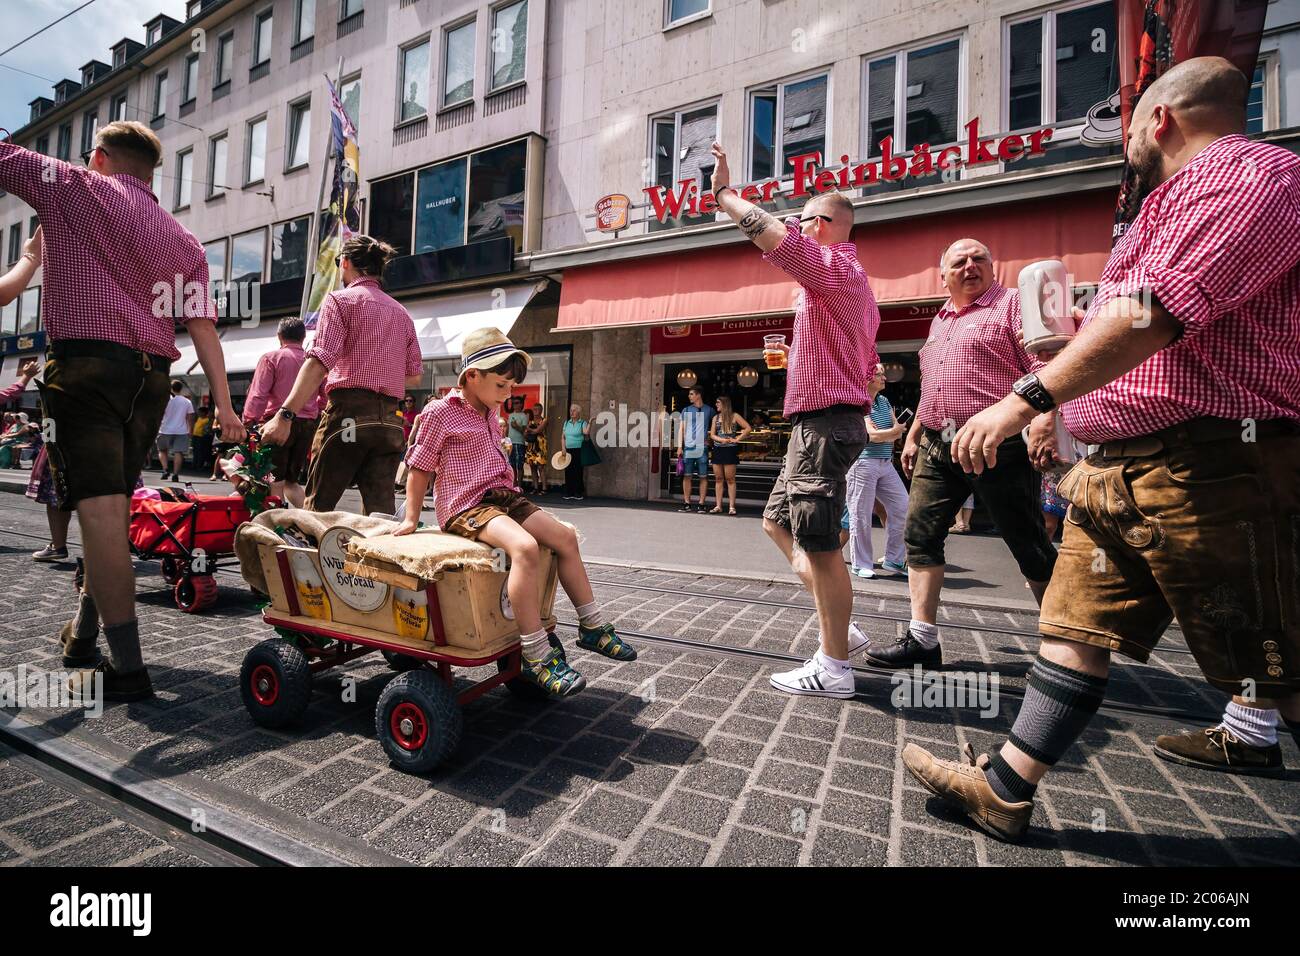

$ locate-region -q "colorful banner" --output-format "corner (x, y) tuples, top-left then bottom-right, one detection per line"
(1112, 0), (1269, 239)
(304, 77), (362, 328)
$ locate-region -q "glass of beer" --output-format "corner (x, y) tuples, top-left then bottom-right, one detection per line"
(763, 334), (787, 370)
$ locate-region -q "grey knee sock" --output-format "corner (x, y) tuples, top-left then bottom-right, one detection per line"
(72, 591), (99, 643)
(103, 620), (144, 674)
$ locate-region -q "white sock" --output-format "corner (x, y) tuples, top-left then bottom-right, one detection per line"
(909, 620), (940, 649)
(1220, 701), (1279, 747)
(575, 600), (603, 629)
(520, 627), (552, 664)
(815, 649), (851, 678)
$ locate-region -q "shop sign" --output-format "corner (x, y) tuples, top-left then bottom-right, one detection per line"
(595, 194), (631, 232)
(643, 119), (1055, 223)
(662, 324), (691, 338)
(701, 317), (789, 336)
(0, 332), (46, 354)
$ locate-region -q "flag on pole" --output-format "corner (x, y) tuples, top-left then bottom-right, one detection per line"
(1112, 0), (1269, 240)
(303, 78), (362, 328)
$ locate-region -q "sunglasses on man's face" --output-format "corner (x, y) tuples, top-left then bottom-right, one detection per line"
(80, 145), (110, 166)
(799, 214), (833, 225)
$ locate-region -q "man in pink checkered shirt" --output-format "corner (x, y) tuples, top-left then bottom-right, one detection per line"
(710, 142), (877, 700)
(261, 235), (421, 516)
(0, 120), (243, 703)
(904, 58), (1300, 842)
(871, 242), (1057, 672)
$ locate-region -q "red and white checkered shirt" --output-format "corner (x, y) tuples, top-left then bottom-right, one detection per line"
(243, 343), (323, 423)
(405, 389), (517, 529)
(0, 143), (213, 360)
(306, 277), (421, 399)
(918, 283), (1041, 430)
(762, 216), (879, 416)
(1062, 135), (1300, 443)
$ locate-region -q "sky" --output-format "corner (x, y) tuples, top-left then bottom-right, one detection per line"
(0, 0), (182, 133)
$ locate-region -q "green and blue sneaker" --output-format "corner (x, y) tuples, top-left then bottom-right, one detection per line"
(521, 649), (586, 697)
(577, 622), (638, 661)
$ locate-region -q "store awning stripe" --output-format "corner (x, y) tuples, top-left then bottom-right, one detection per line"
(556, 191), (1114, 331)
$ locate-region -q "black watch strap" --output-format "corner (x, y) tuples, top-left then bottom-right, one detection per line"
(1012, 373), (1056, 412)
(277, 407), (295, 421)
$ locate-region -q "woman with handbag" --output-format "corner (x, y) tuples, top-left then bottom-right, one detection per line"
(562, 404), (590, 500)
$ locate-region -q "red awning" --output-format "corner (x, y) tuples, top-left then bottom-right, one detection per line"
(556, 190), (1115, 330)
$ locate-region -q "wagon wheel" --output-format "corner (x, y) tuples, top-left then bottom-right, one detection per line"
(160, 556), (183, 586)
(496, 631), (564, 702)
(374, 670), (462, 773)
(175, 574), (219, 613)
(240, 639), (312, 728)
(381, 649), (426, 672)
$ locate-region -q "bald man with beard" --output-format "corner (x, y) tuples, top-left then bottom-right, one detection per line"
(901, 57), (1300, 840)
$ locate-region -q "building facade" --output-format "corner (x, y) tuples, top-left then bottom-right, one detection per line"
(0, 0), (1297, 504)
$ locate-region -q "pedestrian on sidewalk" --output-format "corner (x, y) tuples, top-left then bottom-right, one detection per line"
(242, 317), (322, 509)
(845, 363), (909, 578)
(902, 58), (1300, 839)
(0, 358), (69, 563)
(709, 142), (876, 699)
(677, 387), (713, 512)
(508, 395), (529, 490)
(562, 404), (589, 500)
(155, 380), (194, 482)
(190, 401), (213, 473)
(0, 119), (243, 702)
(525, 402), (550, 494)
(872, 237), (1057, 670)
(949, 494), (974, 533)
(708, 396), (750, 514)
(395, 328), (637, 696)
(260, 235), (421, 516)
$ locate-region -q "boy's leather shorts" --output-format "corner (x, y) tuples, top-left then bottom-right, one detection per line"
(1039, 417), (1300, 696)
(38, 346), (171, 511)
(445, 488), (540, 540)
(763, 406), (867, 553)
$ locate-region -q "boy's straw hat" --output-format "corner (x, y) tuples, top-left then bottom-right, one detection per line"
(458, 327), (530, 386)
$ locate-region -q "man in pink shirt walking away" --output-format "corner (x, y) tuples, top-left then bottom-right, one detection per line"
(709, 142), (879, 700)
(260, 235), (422, 516)
(902, 58), (1300, 841)
(0, 120), (244, 701)
(243, 317), (322, 508)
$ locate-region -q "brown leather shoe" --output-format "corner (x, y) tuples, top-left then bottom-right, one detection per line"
(902, 741), (1034, 842)
(67, 662), (154, 704)
(1154, 726), (1283, 775)
(58, 620), (100, 669)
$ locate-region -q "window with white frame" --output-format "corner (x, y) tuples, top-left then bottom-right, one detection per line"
(649, 102), (718, 221)
(56, 124), (72, 161)
(295, 0), (316, 43)
(863, 37), (962, 159)
(216, 32), (234, 86)
(147, 23), (162, 45)
(175, 148), (193, 209)
(186, 0), (202, 19)
(80, 110), (98, 155)
(748, 72), (829, 182)
(340, 74), (361, 130)
(254, 9), (273, 66)
(153, 71), (168, 118)
(208, 133), (228, 197)
(443, 20), (475, 107)
(151, 163), (163, 196)
(666, 0), (709, 28)
(490, 0), (527, 90)
(400, 40), (430, 121)
(1005, 2), (1118, 134)
(287, 99), (311, 170)
(183, 54), (200, 103)
(246, 116), (267, 184)
(231, 228), (266, 284)
(203, 238), (228, 295)
(1246, 56), (1276, 134)
(112, 92), (128, 122)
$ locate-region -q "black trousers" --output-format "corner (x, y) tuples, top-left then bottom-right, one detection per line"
(564, 457), (585, 497)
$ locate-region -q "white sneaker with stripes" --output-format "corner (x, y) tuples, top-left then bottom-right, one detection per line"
(848, 622), (869, 657)
(769, 657), (855, 698)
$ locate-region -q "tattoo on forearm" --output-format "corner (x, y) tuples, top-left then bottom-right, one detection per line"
(738, 207), (777, 240)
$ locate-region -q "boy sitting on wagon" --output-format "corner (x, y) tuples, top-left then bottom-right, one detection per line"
(394, 328), (636, 696)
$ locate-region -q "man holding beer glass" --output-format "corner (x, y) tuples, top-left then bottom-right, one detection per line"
(709, 142), (878, 698)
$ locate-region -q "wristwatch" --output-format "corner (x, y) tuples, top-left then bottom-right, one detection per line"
(1011, 373), (1056, 412)
(276, 407), (295, 422)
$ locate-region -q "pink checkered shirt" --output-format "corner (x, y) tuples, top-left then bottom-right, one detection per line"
(406, 389), (518, 529)
(762, 216), (879, 416)
(918, 283), (1041, 430)
(243, 344), (322, 423)
(0, 142), (213, 360)
(306, 277), (421, 399)
(1062, 135), (1300, 444)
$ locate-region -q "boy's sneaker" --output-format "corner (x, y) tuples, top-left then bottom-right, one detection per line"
(769, 657), (855, 698)
(880, 560), (908, 577)
(520, 650), (586, 697)
(577, 623), (637, 661)
(851, 565), (874, 578)
(32, 544), (68, 562)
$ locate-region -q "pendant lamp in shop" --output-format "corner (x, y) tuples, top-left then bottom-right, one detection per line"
(736, 366), (759, 388)
(676, 368), (698, 388)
